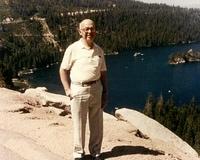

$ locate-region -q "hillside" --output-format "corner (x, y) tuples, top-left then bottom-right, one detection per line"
(0, 87), (199, 160)
(1, 0), (200, 87)
(0, 0), (10, 21)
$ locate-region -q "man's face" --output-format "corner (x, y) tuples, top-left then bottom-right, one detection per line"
(79, 21), (96, 43)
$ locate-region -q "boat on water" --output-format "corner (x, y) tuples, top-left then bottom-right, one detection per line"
(133, 52), (143, 57)
(18, 69), (34, 76)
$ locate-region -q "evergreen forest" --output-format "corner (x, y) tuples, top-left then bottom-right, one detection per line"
(1, 0), (200, 87)
(143, 94), (200, 154)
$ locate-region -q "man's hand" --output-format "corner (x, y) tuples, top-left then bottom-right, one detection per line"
(65, 89), (73, 100)
(60, 69), (72, 99)
(100, 71), (108, 110)
(101, 92), (108, 109)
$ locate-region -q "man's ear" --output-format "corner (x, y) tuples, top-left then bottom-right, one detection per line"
(77, 28), (82, 35)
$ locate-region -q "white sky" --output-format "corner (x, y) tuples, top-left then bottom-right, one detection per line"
(136, 0), (200, 9)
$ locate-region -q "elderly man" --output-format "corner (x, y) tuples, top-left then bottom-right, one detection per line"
(59, 19), (108, 160)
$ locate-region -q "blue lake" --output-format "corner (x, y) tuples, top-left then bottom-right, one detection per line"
(25, 42), (200, 113)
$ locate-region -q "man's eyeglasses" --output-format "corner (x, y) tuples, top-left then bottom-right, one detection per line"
(80, 27), (96, 33)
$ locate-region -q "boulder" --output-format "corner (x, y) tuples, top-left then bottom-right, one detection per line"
(169, 49), (200, 64)
(115, 108), (199, 159)
(24, 87), (70, 111)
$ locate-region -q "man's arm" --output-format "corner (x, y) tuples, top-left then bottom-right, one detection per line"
(101, 71), (108, 94)
(100, 71), (108, 109)
(59, 68), (72, 98)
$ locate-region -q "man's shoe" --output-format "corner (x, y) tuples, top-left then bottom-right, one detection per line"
(74, 152), (85, 160)
(91, 155), (104, 160)
(74, 158), (84, 160)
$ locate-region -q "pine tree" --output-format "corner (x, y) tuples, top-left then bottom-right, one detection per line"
(0, 72), (6, 88)
(155, 94), (164, 121)
(143, 93), (155, 118)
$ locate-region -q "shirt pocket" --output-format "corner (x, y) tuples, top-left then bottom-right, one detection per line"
(91, 55), (102, 68)
(75, 56), (92, 68)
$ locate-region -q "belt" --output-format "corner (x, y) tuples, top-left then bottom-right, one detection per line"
(72, 80), (99, 87)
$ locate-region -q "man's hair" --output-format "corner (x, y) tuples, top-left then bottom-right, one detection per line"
(79, 19), (95, 29)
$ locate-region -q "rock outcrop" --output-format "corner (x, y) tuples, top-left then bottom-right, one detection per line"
(24, 87), (70, 110)
(115, 108), (199, 159)
(31, 16), (61, 51)
(0, 87), (199, 160)
(0, 129), (65, 160)
(169, 49), (200, 65)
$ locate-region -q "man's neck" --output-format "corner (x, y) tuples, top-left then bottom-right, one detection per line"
(81, 38), (94, 49)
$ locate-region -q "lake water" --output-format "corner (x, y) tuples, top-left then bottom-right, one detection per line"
(25, 42), (200, 113)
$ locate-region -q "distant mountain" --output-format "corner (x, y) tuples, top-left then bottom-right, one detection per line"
(134, 0), (200, 9)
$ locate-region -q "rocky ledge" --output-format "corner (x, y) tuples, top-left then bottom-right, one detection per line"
(169, 49), (200, 65)
(0, 87), (199, 160)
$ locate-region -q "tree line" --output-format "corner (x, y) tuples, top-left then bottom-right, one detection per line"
(7, 0), (200, 52)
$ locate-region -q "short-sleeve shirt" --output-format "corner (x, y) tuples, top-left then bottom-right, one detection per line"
(60, 39), (107, 83)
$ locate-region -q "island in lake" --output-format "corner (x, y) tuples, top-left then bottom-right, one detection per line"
(169, 49), (200, 65)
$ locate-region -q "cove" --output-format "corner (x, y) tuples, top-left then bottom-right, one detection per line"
(24, 42), (200, 113)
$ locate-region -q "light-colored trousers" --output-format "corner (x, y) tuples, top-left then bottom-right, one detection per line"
(70, 80), (103, 158)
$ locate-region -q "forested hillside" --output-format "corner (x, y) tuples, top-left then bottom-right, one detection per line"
(1, 0), (200, 87)
(143, 94), (200, 154)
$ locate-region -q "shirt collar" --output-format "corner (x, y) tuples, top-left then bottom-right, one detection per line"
(79, 38), (97, 50)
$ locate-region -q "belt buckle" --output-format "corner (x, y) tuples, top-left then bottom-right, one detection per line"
(81, 83), (88, 87)
(81, 80), (96, 87)
(81, 81), (89, 87)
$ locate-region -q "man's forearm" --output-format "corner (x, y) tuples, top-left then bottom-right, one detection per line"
(100, 71), (108, 94)
(59, 68), (71, 91)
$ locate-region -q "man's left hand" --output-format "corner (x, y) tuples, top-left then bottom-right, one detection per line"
(101, 92), (108, 109)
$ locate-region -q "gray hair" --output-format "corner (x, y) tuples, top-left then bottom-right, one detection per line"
(79, 19), (95, 29)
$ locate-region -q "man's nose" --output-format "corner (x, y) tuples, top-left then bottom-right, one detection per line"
(87, 29), (92, 33)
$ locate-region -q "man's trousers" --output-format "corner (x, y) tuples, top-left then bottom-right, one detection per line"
(70, 80), (103, 158)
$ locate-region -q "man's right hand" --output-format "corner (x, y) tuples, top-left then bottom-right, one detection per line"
(65, 89), (73, 100)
